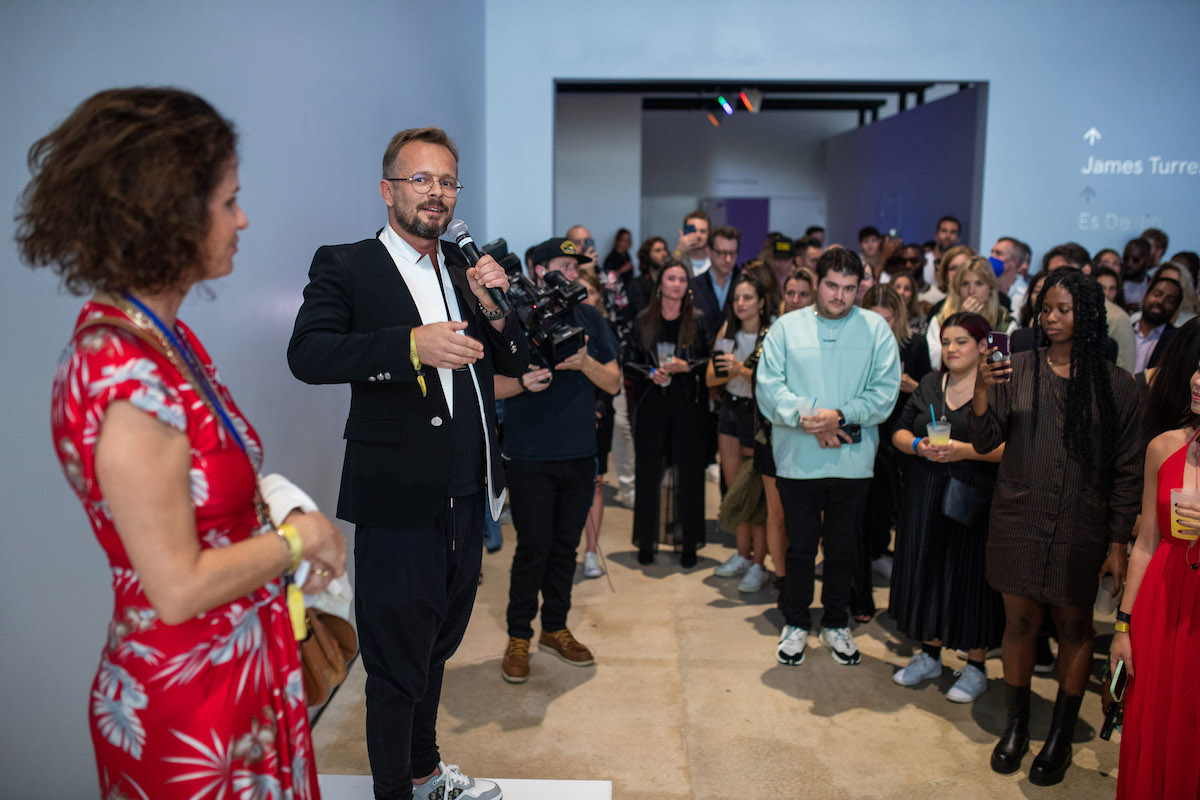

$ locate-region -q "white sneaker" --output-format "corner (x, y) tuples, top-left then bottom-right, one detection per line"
(776, 624), (808, 666)
(893, 651), (943, 686)
(413, 762), (502, 799)
(871, 555), (893, 580)
(582, 551), (604, 578)
(946, 664), (987, 703)
(820, 627), (862, 666)
(714, 553), (751, 578)
(737, 563), (769, 593)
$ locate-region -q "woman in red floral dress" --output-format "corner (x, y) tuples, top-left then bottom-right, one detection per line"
(16, 87), (346, 799)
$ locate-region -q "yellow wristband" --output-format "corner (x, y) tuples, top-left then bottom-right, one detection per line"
(1114, 621), (1130, 633)
(277, 523), (303, 573)
(409, 330), (427, 397)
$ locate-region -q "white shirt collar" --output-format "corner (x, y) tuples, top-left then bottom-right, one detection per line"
(379, 222), (444, 270)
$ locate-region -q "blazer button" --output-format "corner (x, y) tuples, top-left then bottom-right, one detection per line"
(368, 376), (376, 382)
(384, 372), (391, 380)
(377, 372), (385, 380)
(431, 416), (443, 427)
(510, 343), (518, 354)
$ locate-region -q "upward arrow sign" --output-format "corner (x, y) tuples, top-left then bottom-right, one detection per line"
(1084, 127), (1102, 145)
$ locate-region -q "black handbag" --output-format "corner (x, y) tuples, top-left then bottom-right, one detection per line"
(942, 473), (990, 527)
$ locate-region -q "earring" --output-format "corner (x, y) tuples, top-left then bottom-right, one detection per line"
(656, 286), (662, 298)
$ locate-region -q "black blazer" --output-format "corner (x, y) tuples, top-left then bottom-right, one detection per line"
(287, 235), (529, 527)
(691, 267), (739, 342)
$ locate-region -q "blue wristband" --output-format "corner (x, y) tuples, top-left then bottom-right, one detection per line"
(911, 437), (920, 454)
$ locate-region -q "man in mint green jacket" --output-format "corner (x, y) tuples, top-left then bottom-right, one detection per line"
(756, 248), (900, 668)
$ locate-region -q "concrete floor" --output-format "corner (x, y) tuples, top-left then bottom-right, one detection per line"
(313, 480), (1123, 799)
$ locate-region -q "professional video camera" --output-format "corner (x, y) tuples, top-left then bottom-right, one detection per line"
(482, 238), (587, 367)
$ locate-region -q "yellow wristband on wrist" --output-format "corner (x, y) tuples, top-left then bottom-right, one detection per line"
(277, 523), (303, 573)
(1114, 621), (1130, 633)
(409, 330), (427, 397)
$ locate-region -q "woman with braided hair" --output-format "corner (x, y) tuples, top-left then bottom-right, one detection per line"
(970, 268), (1142, 786)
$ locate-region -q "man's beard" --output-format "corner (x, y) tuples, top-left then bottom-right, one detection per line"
(1143, 305), (1171, 326)
(394, 204), (449, 240)
(817, 298), (851, 319)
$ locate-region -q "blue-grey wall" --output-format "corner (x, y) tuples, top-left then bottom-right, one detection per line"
(825, 86), (988, 249)
(0, 2), (485, 795)
(484, 0), (1199, 264)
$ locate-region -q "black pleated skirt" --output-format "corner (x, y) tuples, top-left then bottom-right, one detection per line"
(888, 458), (1004, 651)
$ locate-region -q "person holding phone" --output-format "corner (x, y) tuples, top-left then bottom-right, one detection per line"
(970, 268), (1141, 785)
(889, 313), (1004, 703)
(624, 260), (712, 566)
(1111, 352), (1200, 798)
(707, 272), (772, 592)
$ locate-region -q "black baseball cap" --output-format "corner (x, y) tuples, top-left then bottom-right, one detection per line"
(532, 237), (591, 267)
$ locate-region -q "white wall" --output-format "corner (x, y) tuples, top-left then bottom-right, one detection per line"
(0, 1), (485, 794)
(553, 93), (643, 262)
(485, 0), (1200, 266)
(639, 108), (856, 245)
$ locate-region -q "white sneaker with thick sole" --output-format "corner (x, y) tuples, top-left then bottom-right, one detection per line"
(893, 651), (943, 686)
(582, 551), (604, 578)
(714, 553), (751, 578)
(820, 626), (862, 666)
(946, 664), (988, 703)
(412, 762), (502, 799)
(776, 624), (809, 666)
(737, 563), (769, 593)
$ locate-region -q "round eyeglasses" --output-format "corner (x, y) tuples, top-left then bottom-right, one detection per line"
(385, 173), (463, 197)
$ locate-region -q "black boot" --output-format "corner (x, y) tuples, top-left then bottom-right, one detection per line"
(990, 683), (1031, 774)
(1029, 690), (1081, 786)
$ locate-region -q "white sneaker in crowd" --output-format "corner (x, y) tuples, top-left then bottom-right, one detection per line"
(946, 664), (988, 703)
(412, 762), (502, 800)
(714, 553), (751, 578)
(582, 551), (604, 579)
(737, 563), (768, 593)
(776, 624), (808, 666)
(892, 651), (943, 686)
(820, 626), (862, 666)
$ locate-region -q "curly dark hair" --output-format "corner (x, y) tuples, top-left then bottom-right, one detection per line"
(15, 87), (238, 296)
(1029, 268), (1117, 486)
(720, 271), (772, 337)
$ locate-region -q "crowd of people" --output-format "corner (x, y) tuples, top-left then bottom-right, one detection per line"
(523, 211), (1199, 794)
(19, 85), (1197, 798)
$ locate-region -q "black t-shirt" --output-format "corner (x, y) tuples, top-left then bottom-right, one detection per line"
(502, 304), (619, 461)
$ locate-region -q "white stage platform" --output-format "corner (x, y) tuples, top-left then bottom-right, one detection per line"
(318, 774), (612, 799)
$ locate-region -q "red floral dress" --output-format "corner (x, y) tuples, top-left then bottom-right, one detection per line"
(51, 301), (319, 800)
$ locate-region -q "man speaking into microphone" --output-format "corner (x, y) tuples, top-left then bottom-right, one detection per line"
(288, 127), (526, 800)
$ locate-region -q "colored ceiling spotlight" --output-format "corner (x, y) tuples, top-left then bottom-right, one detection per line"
(740, 89), (763, 113)
(717, 95), (734, 115)
(706, 112), (720, 127)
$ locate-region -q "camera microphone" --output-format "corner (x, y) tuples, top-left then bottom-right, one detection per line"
(448, 219), (511, 317)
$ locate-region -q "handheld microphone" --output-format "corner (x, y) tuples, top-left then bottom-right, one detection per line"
(448, 219), (511, 317)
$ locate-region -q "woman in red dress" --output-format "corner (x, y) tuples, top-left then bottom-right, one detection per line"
(1113, 347), (1200, 798)
(16, 88), (346, 799)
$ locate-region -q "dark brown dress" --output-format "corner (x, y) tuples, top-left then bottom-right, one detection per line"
(967, 349), (1142, 605)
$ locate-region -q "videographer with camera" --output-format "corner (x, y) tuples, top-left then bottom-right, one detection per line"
(494, 238), (621, 684)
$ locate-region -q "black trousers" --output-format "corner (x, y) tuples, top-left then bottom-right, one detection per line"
(505, 456), (595, 638)
(632, 390), (709, 552)
(777, 478), (871, 629)
(354, 492), (483, 800)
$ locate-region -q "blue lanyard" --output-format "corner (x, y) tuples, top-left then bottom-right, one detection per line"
(121, 292), (248, 456)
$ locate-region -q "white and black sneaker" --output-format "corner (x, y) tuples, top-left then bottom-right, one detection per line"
(776, 624), (808, 666)
(412, 762), (502, 799)
(820, 627), (862, 666)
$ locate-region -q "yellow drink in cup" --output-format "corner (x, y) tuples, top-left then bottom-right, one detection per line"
(1169, 488), (1200, 541)
(926, 420), (952, 446)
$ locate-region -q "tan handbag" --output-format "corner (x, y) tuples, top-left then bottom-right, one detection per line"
(300, 609), (358, 707)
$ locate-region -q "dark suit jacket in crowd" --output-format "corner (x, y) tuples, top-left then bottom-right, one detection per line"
(691, 266), (740, 341)
(287, 234), (529, 527)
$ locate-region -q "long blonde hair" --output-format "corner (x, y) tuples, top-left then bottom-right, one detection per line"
(936, 244), (977, 293)
(940, 256), (1005, 329)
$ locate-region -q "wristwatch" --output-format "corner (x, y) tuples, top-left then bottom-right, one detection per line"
(479, 303), (507, 321)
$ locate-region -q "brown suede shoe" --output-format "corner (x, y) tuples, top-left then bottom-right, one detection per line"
(538, 628), (594, 667)
(501, 637), (531, 683)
